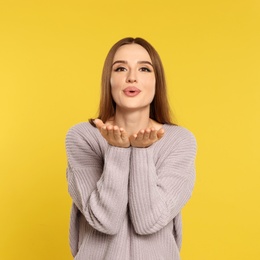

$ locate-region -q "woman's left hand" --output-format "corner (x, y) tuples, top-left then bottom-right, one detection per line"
(129, 128), (164, 148)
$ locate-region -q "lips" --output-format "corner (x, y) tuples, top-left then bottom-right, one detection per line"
(123, 87), (141, 97)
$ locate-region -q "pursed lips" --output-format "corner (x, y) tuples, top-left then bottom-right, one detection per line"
(123, 87), (141, 95)
(122, 87), (141, 97)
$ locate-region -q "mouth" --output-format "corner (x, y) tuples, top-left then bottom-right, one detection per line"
(123, 87), (141, 97)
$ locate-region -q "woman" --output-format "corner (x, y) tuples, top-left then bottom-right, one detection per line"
(66, 37), (197, 260)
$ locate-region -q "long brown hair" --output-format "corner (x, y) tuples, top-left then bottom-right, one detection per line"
(90, 37), (176, 126)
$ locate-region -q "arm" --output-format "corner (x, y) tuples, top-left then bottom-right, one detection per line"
(66, 124), (131, 235)
(128, 128), (197, 235)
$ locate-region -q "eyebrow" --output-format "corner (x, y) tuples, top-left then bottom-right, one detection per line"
(112, 60), (153, 67)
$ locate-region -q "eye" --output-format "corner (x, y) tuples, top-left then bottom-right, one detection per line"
(139, 67), (152, 72)
(114, 66), (127, 72)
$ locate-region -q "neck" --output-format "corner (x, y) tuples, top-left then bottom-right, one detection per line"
(110, 108), (152, 136)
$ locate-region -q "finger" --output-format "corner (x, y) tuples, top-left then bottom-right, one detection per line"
(94, 119), (105, 130)
(100, 124), (108, 137)
(143, 128), (151, 140)
(107, 125), (114, 139)
(150, 128), (157, 140)
(113, 126), (121, 140)
(136, 130), (145, 141)
(120, 128), (128, 141)
(129, 134), (137, 143)
(157, 128), (165, 140)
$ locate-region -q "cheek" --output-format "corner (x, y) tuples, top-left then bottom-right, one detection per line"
(150, 78), (156, 99)
(110, 75), (121, 89)
(110, 78), (117, 100)
(110, 77), (114, 88)
(110, 79), (118, 101)
(150, 78), (156, 92)
(148, 74), (156, 86)
(142, 75), (156, 88)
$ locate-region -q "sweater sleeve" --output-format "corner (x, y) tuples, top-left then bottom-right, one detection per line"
(66, 124), (131, 235)
(128, 128), (197, 235)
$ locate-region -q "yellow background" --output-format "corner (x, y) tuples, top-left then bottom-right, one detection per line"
(1, 0), (259, 259)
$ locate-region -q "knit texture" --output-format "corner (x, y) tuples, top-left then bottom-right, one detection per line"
(65, 122), (197, 260)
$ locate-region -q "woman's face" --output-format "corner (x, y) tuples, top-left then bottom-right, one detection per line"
(110, 43), (156, 112)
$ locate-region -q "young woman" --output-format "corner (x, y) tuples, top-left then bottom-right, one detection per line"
(65, 37), (197, 260)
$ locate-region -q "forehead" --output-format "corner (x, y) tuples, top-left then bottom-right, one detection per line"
(113, 43), (151, 62)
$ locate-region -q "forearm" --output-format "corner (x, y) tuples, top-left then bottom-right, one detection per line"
(128, 147), (169, 234)
(67, 145), (131, 235)
(129, 145), (196, 235)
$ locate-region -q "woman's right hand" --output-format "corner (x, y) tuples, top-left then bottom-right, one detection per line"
(94, 119), (130, 148)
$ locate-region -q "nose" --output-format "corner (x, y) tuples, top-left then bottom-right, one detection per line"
(126, 70), (137, 83)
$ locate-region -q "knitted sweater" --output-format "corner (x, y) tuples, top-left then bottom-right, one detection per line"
(65, 122), (197, 260)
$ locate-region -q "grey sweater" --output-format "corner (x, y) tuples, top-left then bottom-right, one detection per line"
(65, 122), (197, 260)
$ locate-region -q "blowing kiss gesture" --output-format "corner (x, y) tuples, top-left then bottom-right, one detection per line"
(94, 119), (164, 148)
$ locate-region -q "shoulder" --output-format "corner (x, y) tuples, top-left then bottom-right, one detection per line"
(67, 121), (96, 135)
(164, 124), (196, 143)
(66, 122), (98, 141)
(160, 124), (197, 152)
(153, 125), (197, 165)
(65, 122), (104, 167)
(65, 122), (103, 151)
